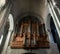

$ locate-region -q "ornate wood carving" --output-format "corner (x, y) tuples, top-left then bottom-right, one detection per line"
(10, 17), (49, 49)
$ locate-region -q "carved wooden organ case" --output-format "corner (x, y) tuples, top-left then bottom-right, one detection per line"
(10, 16), (49, 49)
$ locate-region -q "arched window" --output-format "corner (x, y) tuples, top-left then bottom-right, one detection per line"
(8, 14), (14, 31)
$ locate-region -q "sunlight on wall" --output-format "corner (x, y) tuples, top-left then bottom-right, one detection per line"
(0, 0), (6, 8)
(8, 14), (14, 31)
(0, 34), (3, 45)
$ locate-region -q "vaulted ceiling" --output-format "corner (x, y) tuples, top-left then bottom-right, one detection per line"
(10, 0), (49, 22)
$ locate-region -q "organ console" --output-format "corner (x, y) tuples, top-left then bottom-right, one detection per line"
(10, 18), (49, 49)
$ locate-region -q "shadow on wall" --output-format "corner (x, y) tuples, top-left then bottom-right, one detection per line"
(50, 17), (60, 51)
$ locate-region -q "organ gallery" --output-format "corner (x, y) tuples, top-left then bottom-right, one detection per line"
(0, 0), (60, 54)
(10, 16), (49, 48)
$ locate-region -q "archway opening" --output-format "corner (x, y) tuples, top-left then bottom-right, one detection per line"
(50, 17), (57, 43)
(10, 15), (49, 49)
(50, 17), (60, 51)
(16, 16), (41, 34)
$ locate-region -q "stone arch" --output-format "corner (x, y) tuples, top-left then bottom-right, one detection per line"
(16, 12), (44, 24)
(46, 14), (54, 43)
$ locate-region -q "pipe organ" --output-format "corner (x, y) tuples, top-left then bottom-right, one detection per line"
(10, 17), (49, 49)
